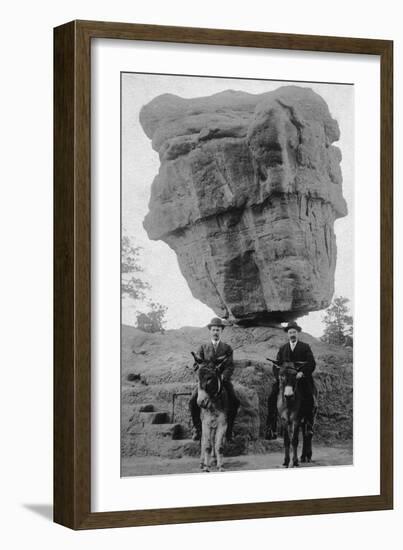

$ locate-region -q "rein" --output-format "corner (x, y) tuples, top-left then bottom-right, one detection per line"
(191, 352), (228, 402)
(209, 367), (223, 400)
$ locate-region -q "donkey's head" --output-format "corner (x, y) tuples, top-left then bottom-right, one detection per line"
(191, 352), (225, 409)
(198, 363), (221, 396)
(279, 363), (299, 399)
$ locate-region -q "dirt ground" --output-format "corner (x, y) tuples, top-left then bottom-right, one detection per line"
(121, 442), (353, 477)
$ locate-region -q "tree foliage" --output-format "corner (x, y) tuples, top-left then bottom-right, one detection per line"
(321, 296), (353, 346)
(135, 301), (168, 334)
(121, 235), (150, 301)
(122, 234), (168, 333)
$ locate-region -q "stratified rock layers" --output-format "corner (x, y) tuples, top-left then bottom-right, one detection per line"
(140, 86), (347, 324)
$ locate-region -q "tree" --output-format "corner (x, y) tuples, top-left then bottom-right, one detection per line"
(122, 235), (168, 332)
(121, 235), (150, 300)
(321, 296), (353, 346)
(136, 301), (168, 334)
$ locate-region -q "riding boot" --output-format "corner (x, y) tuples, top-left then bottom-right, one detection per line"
(189, 389), (201, 440)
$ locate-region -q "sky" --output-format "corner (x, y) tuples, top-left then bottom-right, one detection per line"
(121, 73), (354, 337)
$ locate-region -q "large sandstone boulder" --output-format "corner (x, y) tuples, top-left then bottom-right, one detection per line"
(140, 86), (347, 324)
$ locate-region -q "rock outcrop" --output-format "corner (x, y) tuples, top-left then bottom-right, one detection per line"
(140, 86), (347, 324)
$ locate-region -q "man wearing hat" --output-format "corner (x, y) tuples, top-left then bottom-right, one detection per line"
(266, 321), (316, 440)
(189, 317), (240, 442)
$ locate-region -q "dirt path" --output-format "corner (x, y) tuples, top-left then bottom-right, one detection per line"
(122, 442), (353, 477)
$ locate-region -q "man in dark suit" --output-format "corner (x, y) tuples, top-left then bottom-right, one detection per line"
(266, 321), (316, 440)
(189, 317), (240, 441)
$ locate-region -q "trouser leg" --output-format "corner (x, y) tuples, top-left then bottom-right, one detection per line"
(223, 381), (240, 440)
(189, 388), (201, 437)
(300, 377), (315, 427)
(266, 380), (279, 438)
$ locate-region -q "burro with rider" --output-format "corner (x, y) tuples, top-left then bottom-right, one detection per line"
(189, 317), (240, 442)
(266, 321), (317, 442)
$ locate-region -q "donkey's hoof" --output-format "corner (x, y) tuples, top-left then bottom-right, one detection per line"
(218, 466), (225, 472)
(203, 467), (210, 472)
(300, 456), (307, 463)
(283, 461), (289, 468)
(199, 462), (204, 470)
(293, 460), (299, 467)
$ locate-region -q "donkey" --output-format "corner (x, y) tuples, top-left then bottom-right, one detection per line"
(191, 352), (229, 472)
(277, 362), (317, 467)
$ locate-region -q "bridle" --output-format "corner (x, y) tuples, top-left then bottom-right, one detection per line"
(191, 352), (227, 401)
(280, 365), (300, 400)
(202, 364), (224, 400)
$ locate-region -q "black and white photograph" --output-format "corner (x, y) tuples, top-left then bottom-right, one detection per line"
(120, 72), (354, 477)
(1, 0), (397, 543)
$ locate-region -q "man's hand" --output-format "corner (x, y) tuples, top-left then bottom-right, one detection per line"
(296, 372), (304, 379)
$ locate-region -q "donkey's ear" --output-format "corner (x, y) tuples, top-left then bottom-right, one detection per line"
(191, 351), (203, 364)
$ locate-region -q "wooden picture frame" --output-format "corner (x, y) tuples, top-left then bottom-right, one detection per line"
(54, 20), (393, 529)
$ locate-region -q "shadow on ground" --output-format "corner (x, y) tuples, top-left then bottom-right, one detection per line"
(23, 504), (53, 522)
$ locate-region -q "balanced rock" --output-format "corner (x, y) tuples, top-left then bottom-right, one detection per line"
(140, 86), (347, 324)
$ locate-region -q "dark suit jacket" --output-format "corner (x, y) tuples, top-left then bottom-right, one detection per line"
(197, 341), (234, 381)
(276, 341), (316, 378)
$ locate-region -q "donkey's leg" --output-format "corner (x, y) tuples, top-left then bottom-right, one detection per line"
(300, 422), (307, 463)
(205, 431), (213, 472)
(216, 414), (227, 471)
(306, 395), (317, 462)
(199, 440), (205, 470)
(201, 419), (212, 472)
(211, 427), (217, 466)
(283, 421), (290, 467)
(200, 418), (206, 470)
(304, 402), (316, 462)
(305, 421), (314, 462)
(291, 422), (299, 467)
